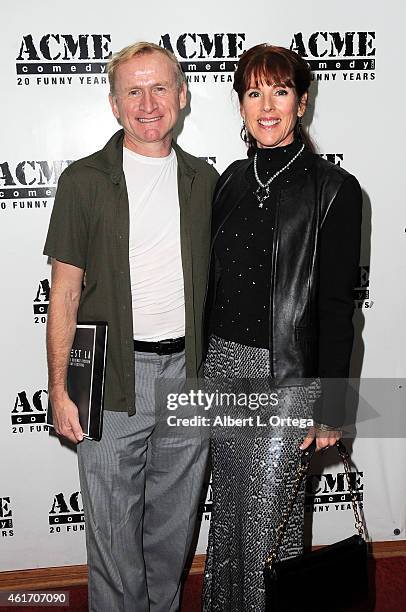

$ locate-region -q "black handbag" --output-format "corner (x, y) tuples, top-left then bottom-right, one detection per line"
(264, 440), (369, 612)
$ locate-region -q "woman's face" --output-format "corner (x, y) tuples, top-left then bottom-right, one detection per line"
(240, 77), (307, 149)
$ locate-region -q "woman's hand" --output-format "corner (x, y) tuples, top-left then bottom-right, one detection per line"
(300, 425), (342, 452)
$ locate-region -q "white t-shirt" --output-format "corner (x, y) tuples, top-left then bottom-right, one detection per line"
(123, 146), (185, 341)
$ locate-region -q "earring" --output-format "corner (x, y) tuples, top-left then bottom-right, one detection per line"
(241, 120), (248, 143)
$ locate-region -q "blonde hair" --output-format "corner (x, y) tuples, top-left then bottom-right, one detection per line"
(107, 41), (186, 94)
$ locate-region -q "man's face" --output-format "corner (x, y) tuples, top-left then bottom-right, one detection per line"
(109, 52), (187, 157)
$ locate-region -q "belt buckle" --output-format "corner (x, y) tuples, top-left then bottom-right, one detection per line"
(156, 339), (173, 355)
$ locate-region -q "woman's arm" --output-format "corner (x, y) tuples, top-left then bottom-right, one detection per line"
(302, 174), (362, 450)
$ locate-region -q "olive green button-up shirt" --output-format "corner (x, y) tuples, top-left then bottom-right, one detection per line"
(44, 129), (218, 414)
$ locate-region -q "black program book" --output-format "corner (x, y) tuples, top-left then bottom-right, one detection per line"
(47, 322), (108, 441)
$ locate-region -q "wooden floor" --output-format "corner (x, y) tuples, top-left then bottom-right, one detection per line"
(0, 546), (405, 611)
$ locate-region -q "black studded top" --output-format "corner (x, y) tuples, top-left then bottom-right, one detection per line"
(212, 138), (362, 383)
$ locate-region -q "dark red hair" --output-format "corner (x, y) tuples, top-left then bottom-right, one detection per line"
(233, 44), (315, 156)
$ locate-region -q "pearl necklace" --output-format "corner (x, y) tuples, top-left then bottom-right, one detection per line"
(253, 143), (305, 207)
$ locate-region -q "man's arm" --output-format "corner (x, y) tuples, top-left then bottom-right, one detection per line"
(46, 259), (84, 443)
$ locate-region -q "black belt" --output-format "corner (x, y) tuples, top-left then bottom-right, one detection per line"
(133, 337), (185, 355)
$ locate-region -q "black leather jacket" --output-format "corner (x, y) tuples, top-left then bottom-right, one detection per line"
(203, 149), (353, 384)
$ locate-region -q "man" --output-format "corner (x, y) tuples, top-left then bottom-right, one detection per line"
(44, 42), (218, 611)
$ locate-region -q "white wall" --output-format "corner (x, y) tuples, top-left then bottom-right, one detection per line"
(1, 0), (405, 570)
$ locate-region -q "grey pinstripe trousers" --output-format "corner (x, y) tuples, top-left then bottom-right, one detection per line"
(77, 349), (208, 612)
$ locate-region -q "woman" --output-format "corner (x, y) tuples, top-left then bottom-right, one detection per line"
(202, 44), (362, 611)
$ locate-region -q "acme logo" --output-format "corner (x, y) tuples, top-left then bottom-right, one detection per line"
(16, 34), (111, 76)
(0, 160), (71, 200)
(49, 492), (84, 525)
(33, 279), (50, 317)
(11, 390), (48, 426)
(306, 471), (363, 505)
(0, 497), (13, 533)
(159, 32), (246, 73)
(290, 31), (375, 71)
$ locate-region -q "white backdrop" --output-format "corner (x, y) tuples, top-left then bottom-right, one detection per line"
(1, 0), (405, 571)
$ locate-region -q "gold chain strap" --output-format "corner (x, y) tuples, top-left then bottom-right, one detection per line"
(337, 440), (365, 538)
(265, 440), (365, 571)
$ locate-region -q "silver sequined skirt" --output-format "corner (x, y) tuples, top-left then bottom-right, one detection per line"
(202, 335), (320, 612)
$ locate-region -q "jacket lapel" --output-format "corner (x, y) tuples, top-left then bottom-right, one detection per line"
(212, 160), (252, 246)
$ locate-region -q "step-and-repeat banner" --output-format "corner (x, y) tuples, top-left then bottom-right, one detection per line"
(1, 0), (405, 570)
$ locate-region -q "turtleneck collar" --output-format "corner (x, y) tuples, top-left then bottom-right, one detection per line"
(255, 138), (303, 173)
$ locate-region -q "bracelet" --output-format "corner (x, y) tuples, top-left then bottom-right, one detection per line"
(313, 421), (340, 431)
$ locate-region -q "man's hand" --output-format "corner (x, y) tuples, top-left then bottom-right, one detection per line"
(50, 390), (84, 444)
(300, 425), (342, 452)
